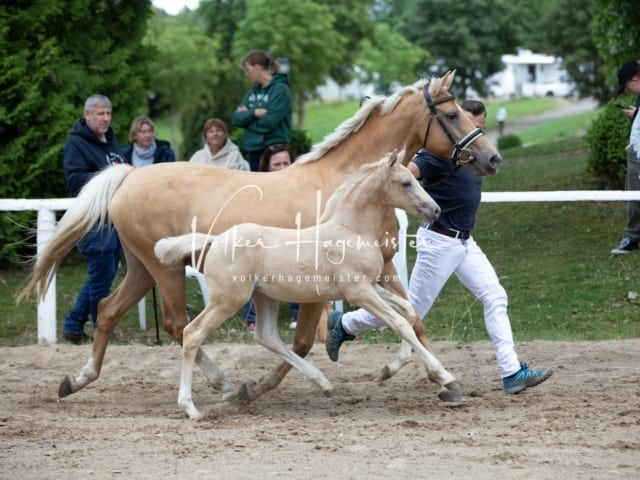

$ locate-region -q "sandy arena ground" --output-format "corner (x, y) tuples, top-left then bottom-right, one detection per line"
(1, 339), (639, 480)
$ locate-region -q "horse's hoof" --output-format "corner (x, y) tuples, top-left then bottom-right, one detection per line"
(437, 388), (464, 402)
(58, 376), (73, 398)
(322, 388), (336, 398)
(220, 386), (239, 401)
(235, 380), (256, 404)
(377, 366), (392, 382)
(444, 381), (462, 392)
(179, 401), (203, 421)
(185, 408), (204, 421)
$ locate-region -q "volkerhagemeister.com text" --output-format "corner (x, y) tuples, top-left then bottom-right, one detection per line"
(230, 273), (400, 284)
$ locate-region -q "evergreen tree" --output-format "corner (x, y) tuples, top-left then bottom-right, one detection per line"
(0, 1), (153, 264)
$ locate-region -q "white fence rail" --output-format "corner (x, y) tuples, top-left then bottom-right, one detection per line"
(3, 191), (640, 344)
(481, 191), (640, 202)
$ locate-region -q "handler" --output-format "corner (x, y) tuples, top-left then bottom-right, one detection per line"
(325, 100), (552, 394)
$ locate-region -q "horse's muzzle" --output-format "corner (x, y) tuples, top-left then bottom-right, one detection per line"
(420, 202), (440, 223)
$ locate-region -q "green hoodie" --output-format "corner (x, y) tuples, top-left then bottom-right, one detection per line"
(231, 73), (292, 152)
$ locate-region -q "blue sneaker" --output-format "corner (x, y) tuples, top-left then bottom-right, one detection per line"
(503, 362), (552, 394)
(325, 310), (355, 362)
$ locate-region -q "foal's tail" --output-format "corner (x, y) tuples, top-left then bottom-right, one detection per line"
(16, 164), (135, 303)
(154, 233), (214, 266)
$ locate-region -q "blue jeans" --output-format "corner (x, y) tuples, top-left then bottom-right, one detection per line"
(62, 226), (122, 336)
(242, 299), (256, 324)
(243, 301), (298, 325)
(624, 146), (640, 240)
(289, 303), (299, 319)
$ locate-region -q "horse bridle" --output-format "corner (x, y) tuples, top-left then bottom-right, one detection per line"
(422, 84), (484, 166)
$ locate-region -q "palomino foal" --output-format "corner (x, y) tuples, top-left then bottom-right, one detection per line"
(155, 151), (462, 420)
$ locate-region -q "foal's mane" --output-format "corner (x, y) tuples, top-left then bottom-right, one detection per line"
(297, 74), (451, 165)
(319, 151), (401, 222)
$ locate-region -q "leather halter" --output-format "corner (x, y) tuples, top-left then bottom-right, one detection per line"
(422, 84), (484, 165)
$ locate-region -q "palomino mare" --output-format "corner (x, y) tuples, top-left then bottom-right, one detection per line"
(18, 71), (502, 403)
(154, 151), (460, 420)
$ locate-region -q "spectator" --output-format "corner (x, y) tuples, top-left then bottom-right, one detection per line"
(122, 116), (176, 166)
(190, 118), (250, 328)
(189, 118), (248, 170)
(325, 100), (553, 395)
(611, 60), (640, 255)
(258, 143), (294, 172)
(496, 106), (507, 135)
(258, 144), (299, 330)
(231, 50), (292, 171)
(61, 94), (124, 344)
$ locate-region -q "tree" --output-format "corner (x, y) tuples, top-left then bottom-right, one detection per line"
(540, 0), (610, 104)
(232, 0), (346, 127)
(0, 1), (152, 265)
(382, 0), (521, 98)
(197, 0), (249, 142)
(356, 23), (429, 94)
(507, 0), (556, 53)
(593, 0), (640, 80)
(314, 0), (375, 85)
(587, 0), (640, 188)
(146, 12), (223, 159)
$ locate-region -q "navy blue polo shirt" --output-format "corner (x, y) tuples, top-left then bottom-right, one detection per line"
(411, 148), (482, 232)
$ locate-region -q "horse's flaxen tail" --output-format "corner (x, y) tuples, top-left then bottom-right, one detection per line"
(16, 164), (135, 304)
(154, 233), (214, 266)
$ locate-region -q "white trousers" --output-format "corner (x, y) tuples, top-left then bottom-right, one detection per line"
(342, 226), (521, 378)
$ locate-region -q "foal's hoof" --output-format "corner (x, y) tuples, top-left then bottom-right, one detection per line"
(437, 381), (464, 402)
(444, 381), (462, 392)
(322, 388), (336, 398)
(58, 376), (73, 398)
(219, 385), (239, 401)
(235, 380), (257, 404)
(437, 389), (464, 402)
(376, 366), (393, 383)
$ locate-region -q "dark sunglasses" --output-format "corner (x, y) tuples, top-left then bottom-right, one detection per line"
(267, 143), (289, 153)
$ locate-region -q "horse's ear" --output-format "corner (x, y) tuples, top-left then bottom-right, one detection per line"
(388, 149), (398, 168)
(397, 148), (406, 165)
(443, 70), (456, 89)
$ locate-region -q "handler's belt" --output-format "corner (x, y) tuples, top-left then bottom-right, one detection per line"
(424, 222), (470, 240)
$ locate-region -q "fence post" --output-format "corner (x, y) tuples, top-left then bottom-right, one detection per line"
(36, 209), (57, 343)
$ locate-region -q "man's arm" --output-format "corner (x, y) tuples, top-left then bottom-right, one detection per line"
(62, 142), (93, 197)
(408, 161), (421, 179)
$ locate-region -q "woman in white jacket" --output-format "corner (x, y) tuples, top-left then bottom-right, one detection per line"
(189, 118), (248, 170)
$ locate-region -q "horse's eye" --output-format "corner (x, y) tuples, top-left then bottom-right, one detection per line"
(402, 181), (412, 188)
(446, 111), (458, 121)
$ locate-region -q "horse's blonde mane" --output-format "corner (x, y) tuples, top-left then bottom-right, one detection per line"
(319, 150), (404, 222)
(297, 72), (453, 165)
(319, 161), (381, 222)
